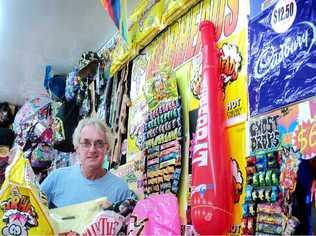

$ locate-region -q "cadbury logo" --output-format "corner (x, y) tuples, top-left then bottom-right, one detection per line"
(254, 21), (316, 79)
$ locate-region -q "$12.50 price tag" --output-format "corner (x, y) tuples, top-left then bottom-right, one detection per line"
(271, 0), (297, 33)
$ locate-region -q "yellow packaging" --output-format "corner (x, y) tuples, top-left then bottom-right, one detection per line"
(135, 0), (164, 48)
(109, 61), (122, 77)
(126, 54), (149, 164)
(162, 0), (200, 27)
(210, 0), (249, 127)
(110, 34), (125, 76)
(143, 65), (178, 110)
(50, 197), (111, 235)
(0, 149), (55, 235)
(111, 155), (144, 200)
(110, 13), (140, 76)
(227, 123), (247, 235)
(161, 0), (181, 27)
(174, 60), (193, 226)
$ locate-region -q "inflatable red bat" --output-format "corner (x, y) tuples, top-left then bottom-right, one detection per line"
(191, 21), (233, 235)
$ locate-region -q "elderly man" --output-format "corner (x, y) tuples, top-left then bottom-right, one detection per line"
(41, 117), (131, 208)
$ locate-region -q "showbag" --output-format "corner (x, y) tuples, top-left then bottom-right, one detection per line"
(0, 149), (55, 235)
(127, 193), (180, 236)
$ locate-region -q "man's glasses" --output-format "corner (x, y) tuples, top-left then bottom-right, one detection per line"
(79, 140), (107, 149)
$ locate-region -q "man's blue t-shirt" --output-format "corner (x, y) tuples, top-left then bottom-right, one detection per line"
(40, 165), (131, 208)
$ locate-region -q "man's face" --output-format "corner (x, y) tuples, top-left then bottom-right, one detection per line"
(76, 124), (109, 171)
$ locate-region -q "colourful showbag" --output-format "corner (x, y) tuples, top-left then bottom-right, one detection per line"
(134, 0), (164, 49)
(191, 21), (233, 235)
(83, 210), (125, 235)
(127, 194), (180, 236)
(50, 197), (112, 235)
(161, 0), (200, 27)
(0, 149), (55, 235)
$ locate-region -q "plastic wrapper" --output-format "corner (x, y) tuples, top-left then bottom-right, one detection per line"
(257, 212), (284, 225)
(134, 0), (164, 49)
(110, 34), (126, 76)
(256, 222), (283, 234)
(279, 148), (300, 193)
(13, 95), (51, 152)
(0, 149), (55, 235)
(248, 0), (316, 116)
(143, 65), (178, 110)
(110, 15), (139, 76)
(283, 216), (300, 235)
(127, 193), (180, 235)
(83, 210), (125, 236)
(161, 0), (200, 27)
(49, 197), (112, 235)
(257, 203), (282, 215)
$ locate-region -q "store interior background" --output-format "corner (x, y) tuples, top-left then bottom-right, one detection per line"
(0, 0), (137, 105)
(0, 0), (315, 234)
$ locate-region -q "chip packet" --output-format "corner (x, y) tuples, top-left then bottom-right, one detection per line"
(134, 0), (164, 49)
(0, 149), (55, 235)
(162, 0), (200, 27)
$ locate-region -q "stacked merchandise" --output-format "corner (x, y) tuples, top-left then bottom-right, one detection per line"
(143, 98), (182, 196)
(243, 97), (316, 235)
(139, 67), (183, 197)
(100, 0), (315, 233)
(242, 148), (301, 235)
(242, 151), (283, 234)
(124, 0), (250, 232)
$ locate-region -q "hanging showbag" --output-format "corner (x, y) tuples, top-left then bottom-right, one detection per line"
(0, 149), (55, 235)
(44, 65), (67, 101)
(51, 100), (80, 152)
(13, 95), (52, 151)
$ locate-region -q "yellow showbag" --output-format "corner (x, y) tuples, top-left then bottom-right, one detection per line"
(49, 197), (112, 235)
(0, 149), (55, 235)
(110, 9), (140, 77)
(135, 0), (164, 48)
(110, 34), (125, 76)
(162, 0), (200, 27)
(110, 31), (138, 76)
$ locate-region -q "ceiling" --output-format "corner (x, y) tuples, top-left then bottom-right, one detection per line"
(0, 0), (137, 105)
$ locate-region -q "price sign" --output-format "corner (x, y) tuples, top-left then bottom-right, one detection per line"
(271, 0), (297, 33)
(293, 120), (316, 159)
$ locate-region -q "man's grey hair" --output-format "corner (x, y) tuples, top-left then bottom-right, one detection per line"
(72, 117), (109, 148)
